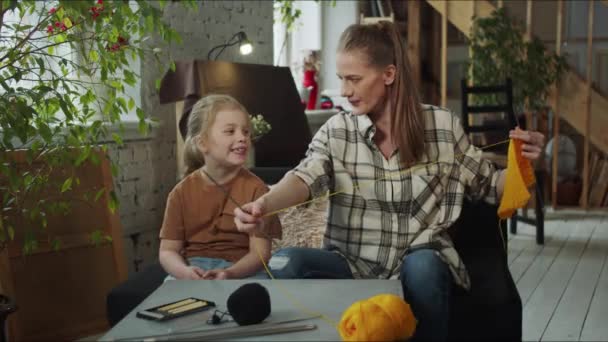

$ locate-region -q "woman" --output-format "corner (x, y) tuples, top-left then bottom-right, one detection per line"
(234, 21), (543, 341)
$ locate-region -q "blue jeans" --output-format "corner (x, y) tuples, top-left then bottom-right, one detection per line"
(268, 247), (452, 342)
(164, 257), (269, 281)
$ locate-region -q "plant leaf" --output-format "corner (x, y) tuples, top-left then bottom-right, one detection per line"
(108, 190), (118, 214)
(94, 188), (105, 202)
(63, 17), (72, 29)
(51, 238), (61, 251)
(61, 177), (73, 193)
(112, 133), (123, 146)
(8, 225), (15, 241)
(89, 50), (99, 63)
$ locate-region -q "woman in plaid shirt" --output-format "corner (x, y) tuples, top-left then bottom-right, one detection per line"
(235, 21), (544, 341)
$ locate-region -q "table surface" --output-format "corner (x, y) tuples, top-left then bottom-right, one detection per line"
(101, 279), (402, 341)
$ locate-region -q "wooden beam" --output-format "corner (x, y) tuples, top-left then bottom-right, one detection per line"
(551, 0), (563, 208)
(549, 72), (608, 155)
(524, 0), (533, 129)
(426, 0), (494, 37)
(441, 0), (447, 107)
(526, 0), (533, 41)
(407, 0), (421, 90)
(468, 0), (476, 85)
(582, 0), (594, 209)
(429, 3), (442, 105)
(467, 1), (476, 130)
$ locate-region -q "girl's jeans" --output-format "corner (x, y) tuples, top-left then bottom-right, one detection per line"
(164, 257), (269, 281)
(268, 247), (452, 342)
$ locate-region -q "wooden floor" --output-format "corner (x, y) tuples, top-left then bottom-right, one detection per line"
(508, 211), (608, 342)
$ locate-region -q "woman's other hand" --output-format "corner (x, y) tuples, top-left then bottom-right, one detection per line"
(509, 127), (545, 161)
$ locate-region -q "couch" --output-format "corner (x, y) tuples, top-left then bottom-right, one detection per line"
(106, 199), (521, 341)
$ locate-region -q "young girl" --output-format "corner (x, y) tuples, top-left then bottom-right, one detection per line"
(235, 21), (544, 341)
(159, 94), (281, 280)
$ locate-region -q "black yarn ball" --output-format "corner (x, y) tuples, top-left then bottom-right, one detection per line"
(226, 283), (271, 326)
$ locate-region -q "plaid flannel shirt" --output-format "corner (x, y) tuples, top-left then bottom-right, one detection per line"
(290, 105), (501, 289)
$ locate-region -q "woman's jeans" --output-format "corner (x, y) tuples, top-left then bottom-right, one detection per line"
(269, 247), (452, 342)
(164, 257), (269, 281)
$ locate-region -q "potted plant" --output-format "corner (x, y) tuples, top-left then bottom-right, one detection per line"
(466, 7), (568, 124)
(0, 1), (195, 339)
(247, 114), (272, 167)
(465, 7), (569, 207)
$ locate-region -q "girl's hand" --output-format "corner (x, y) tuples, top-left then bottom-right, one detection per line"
(509, 127), (545, 161)
(202, 269), (231, 280)
(178, 265), (205, 280)
(234, 198), (266, 234)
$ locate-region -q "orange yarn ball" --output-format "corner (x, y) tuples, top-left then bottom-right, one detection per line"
(338, 294), (417, 341)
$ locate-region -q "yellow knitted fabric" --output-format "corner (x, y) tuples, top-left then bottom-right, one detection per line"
(338, 294), (416, 341)
(498, 139), (536, 219)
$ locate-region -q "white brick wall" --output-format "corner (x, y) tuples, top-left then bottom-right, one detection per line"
(112, 1), (273, 274)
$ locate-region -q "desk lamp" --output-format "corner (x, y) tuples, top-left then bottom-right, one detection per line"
(207, 31), (253, 60)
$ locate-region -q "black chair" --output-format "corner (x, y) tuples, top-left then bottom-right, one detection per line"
(461, 78), (545, 244)
(447, 200), (522, 341)
(106, 199), (522, 341)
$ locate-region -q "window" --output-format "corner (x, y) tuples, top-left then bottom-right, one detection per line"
(1, 2), (141, 124)
(273, 0), (321, 87)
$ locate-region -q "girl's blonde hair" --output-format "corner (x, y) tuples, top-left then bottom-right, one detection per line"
(338, 21), (425, 166)
(183, 94), (249, 176)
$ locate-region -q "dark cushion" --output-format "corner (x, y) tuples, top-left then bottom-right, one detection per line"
(448, 200), (522, 342)
(106, 263), (167, 327)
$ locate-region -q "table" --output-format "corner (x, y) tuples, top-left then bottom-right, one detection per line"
(101, 279), (402, 341)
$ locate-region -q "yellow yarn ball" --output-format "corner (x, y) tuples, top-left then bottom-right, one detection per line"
(338, 294), (417, 341)
(368, 294), (417, 340)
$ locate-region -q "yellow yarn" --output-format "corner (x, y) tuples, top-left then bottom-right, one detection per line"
(498, 139), (536, 219)
(338, 294), (417, 341)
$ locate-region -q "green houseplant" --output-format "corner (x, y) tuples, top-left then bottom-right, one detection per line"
(250, 114), (272, 141)
(0, 0), (197, 253)
(0, 1), (196, 338)
(246, 114), (272, 167)
(466, 7), (568, 115)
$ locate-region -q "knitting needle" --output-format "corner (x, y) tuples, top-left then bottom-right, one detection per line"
(116, 321), (318, 341)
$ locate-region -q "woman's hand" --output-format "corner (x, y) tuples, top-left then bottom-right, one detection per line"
(509, 127), (545, 161)
(234, 197), (266, 234)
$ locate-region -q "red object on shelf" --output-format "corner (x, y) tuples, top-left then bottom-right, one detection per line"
(303, 69), (318, 110)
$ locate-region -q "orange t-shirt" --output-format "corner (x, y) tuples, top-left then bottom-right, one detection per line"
(159, 168), (282, 262)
